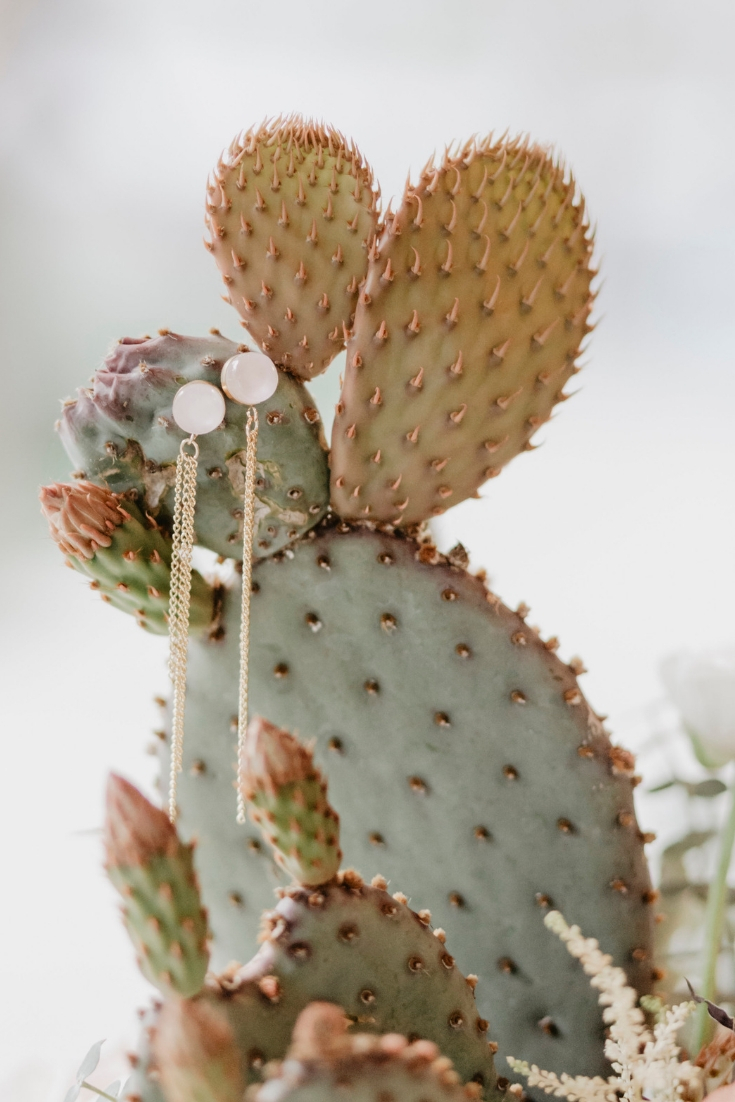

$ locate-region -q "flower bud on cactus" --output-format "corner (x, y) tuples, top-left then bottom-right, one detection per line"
(104, 775), (210, 997)
(207, 117), (379, 379)
(286, 1002), (351, 1061)
(240, 716), (341, 887)
(40, 481), (216, 635)
(154, 996), (242, 1102)
(256, 1002), (484, 1102)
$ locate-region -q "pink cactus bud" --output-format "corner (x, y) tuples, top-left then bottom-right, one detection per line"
(288, 1002), (350, 1062)
(104, 774), (178, 869)
(154, 997), (242, 1102)
(241, 716), (318, 798)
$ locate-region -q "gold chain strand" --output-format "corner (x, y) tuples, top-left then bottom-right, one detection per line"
(168, 435), (199, 823)
(236, 407), (259, 824)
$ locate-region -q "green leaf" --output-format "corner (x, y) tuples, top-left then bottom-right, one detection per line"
(649, 778), (726, 797)
(76, 1041), (105, 1082)
(663, 831), (716, 859)
(687, 779), (727, 798)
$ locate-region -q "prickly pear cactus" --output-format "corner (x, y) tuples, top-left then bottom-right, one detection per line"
(40, 481), (219, 635)
(58, 331), (330, 559)
(153, 997), (241, 1102)
(104, 775), (210, 997)
(242, 716), (342, 886)
(244, 1003), (486, 1102)
(109, 756), (504, 1101)
(161, 524), (655, 1083)
(153, 1000), (488, 1102)
(206, 119), (380, 380)
(43, 115), (655, 1096)
(330, 137), (594, 525)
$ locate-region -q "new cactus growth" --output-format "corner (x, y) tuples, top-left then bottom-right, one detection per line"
(40, 481), (217, 635)
(154, 998), (242, 1102)
(45, 115), (655, 1095)
(105, 775), (210, 997)
(207, 119), (379, 380)
(253, 1002), (488, 1102)
(241, 716), (342, 886)
(330, 137), (594, 525)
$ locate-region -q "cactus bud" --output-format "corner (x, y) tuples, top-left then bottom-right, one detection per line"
(240, 717), (341, 887)
(154, 997), (242, 1102)
(40, 481), (215, 635)
(105, 775), (209, 997)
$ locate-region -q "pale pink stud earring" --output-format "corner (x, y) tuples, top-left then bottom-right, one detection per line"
(220, 351), (279, 824)
(168, 380), (226, 822)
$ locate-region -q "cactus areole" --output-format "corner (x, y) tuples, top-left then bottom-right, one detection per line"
(43, 116), (656, 1102)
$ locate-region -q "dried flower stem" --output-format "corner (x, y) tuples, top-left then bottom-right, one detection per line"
(507, 912), (700, 1102)
(694, 769), (735, 1052)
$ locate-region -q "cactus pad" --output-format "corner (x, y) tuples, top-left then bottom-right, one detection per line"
(329, 137), (594, 525)
(40, 481), (216, 636)
(58, 331), (330, 559)
(207, 118), (379, 380)
(105, 774), (210, 997)
(143, 872), (502, 1101)
(154, 997), (242, 1102)
(163, 524), (653, 1085)
(241, 716), (342, 887)
(255, 1002), (487, 1102)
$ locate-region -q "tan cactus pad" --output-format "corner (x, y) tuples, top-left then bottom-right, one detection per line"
(207, 118), (379, 379)
(330, 136), (595, 524)
(241, 716), (342, 887)
(105, 775), (210, 998)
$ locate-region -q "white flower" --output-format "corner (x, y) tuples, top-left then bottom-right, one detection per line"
(661, 648), (735, 766)
(507, 912), (702, 1102)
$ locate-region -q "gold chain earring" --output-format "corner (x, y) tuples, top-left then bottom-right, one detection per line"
(168, 380), (226, 822)
(220, 351), (279, 824)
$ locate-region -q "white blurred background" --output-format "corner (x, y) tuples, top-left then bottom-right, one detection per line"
(1, 1), (734, 1098)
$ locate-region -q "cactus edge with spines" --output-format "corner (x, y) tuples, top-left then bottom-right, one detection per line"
(42, 114), (654, 1096)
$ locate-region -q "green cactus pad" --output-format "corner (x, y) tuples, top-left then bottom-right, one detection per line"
(253, 1002), (486, 1102)
(40, 481), (216, 636)
(154, 996), (242, 1102)
(146, 873), (502, 1100)
(105, 775), (210, 997)
(207, 118), (379, 380)
(58, 331), (329, 559)
(241, 716), (342, 887)
(161, 525), (654, 1086)
(329, 136), (595, 525)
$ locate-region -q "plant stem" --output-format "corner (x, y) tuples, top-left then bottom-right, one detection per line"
(692, 769), (735, 1053)
(81, 1082), (118, 1102)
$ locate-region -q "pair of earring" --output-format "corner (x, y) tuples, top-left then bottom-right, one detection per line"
(167, 350), (279, 825)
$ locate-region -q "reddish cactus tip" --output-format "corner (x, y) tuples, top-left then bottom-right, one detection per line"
(288, 1002), (350, 1062)
(242, 715), (318, 797)
(40, 480), (124, 560)
(155, 997), (242, 1102)
(105, 773), (178, 869)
